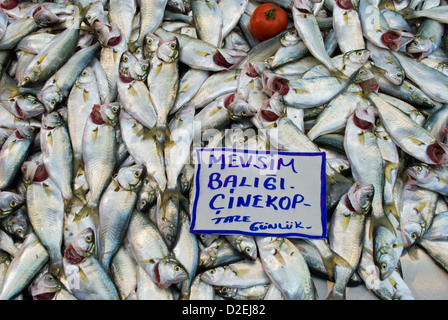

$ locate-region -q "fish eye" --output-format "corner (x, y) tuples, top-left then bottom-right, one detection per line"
(174, 265), (181, 272)
(356, 51), (362, 56)
(112, 106), (118, 113)
(411, 232), (418, 240)
(16, 228), (23, 235)
(166, 234), (172, 241)
(86, 14), (91, 20)
(200, 234), (206, 240)
(423, 98), (429, 103)
(140, 200), (147, 207)
(416, 166), (422, 171)
(170, 42), (176, 49)
(53, 113), (59, 118)
(209, 269), (216, 274)
(86, 235), (93, 243)
(381, 263), (387, 271)
(47, 275), (54, 281)
(122, 55), (128, 62)
(112, 172), (118, 178)
(81, 70), (87, 76)
(221, 287), (228, 293)
(24, 76), (30, 83)
(146, 38), (153, 45)
(142, 65), (148, 71)
(244, 247), (251, 253)
(366, 193), (372, 199)
(29, 127), (35, 133)
(134, 171), (142, 178)
(359, 70), (366, 75)
(397, 72), (403, 78)
(51, 99), (57, 106)
(339, 165), (345, 171)
(10, 201), (17, 208)
(241, 111), (247, 116)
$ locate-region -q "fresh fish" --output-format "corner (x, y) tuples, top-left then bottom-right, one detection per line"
(256, 236), (316, 300)
(0, 126), (37, 190)
(40, 111), (73, 202)
(0, 191), (24, 218)
(97, 164), (144, 270)
(63, 228), (120, 300)
(22, 158), (64, 277)
(191, 0), (223, 47)
(148, 37), (180, 139)
(129, 209), (187, 288)
(79, 103), (120, 211)
(30, 272), (77, 300)
(0, 232), (48, 300)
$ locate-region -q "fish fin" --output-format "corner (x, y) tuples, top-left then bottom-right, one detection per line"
(7, 140), (16, 151)
(408, 136), (425, 146)
(36, 53), (48, 65)
(83, 90), (89, 102)
(78, 267), (90, 284)
(127, 41), (138, 53)
(383, 160), (398, 184)
(272, 248), (287, 266)
(370, 213), (397, 240)
(42, 183), (53, 198)
(195, 50), (211, 57)
(46, 131), (53, 146)
(139, 259), (156, 264)
(406, 245), (419, 261)
(74, 205), (99, 226)
(48, 260), (64, 278)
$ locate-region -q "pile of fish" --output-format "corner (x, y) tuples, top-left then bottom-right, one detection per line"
(0, 0), (448, 300)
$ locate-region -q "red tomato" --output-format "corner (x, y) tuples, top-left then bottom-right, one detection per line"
(250, 3), (288, 41)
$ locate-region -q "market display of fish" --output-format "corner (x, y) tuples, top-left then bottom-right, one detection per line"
(0, 0), (448, 301)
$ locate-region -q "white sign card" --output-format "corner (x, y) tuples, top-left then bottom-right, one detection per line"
(190, 148), (327, 238)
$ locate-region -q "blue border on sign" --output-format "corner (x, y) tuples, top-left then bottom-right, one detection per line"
(190, 148), (327, 239)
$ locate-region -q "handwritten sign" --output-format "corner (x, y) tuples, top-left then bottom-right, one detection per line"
(190, 148), (327, 238)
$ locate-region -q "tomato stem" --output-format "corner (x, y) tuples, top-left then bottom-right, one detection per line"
(265, 6), (280, 20)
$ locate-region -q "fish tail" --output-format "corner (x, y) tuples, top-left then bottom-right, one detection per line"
(48, 256), (65, 279)
(398, 8), (416, 19)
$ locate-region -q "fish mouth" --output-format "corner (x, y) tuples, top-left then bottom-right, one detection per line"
(335, 0), (354, 10)
(154, 261), (162, 288)
(427, 143), (446, 166)
(260, 109), (280, 123)
(0, 0), (19, 10)
(381, 30), (414, 51)
(408, 51), (428, 62)
(213, 51), (234, 69)
(107, 33), (122, 47)
(15, 101), (25, 119)
(33, 292), (57, 300)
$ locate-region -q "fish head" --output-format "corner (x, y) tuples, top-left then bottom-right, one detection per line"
(155, 256), (188, 289)
(93, 21), (122, 48)
(384, 66), (405, 86)
(0, 128), (13, 147)
(401, 221), (426, 248)
(64, 228), (95, 265)
(0, 191), (25, 217)
(75, 67), (96, 88)
(42, 111), (64, 130)
(85, 3), (105, 26)
(120, 51), (149, 81)
(381, 29), (414, 51)
(137, 176), (159, 212)
(30, 273), (62, 300)
(143, 34), (162, 60)
(406, 36), (432, 62)
(32, 4), (60, 26)
(343, 49), (371, 67)
(13, 94), (45, 119)
(37, 83), (62, 113)
(16, 125), (38, 140)
(407, 164), (432, 185)
(3, 209), (28, 240)
(352, 102), (376, 131)
(227, 99), (257, 121)
(347, 183), (374, 214)
(157, 37), (180, 63)
(354, 67), (380, 93)
(237, 239), (258, 260)
(199, 247), (217, 268)
(261, 70), (290, 96)
(179, 164), (194, 194)
(116, 164), (145, 191)
(213, 49), (247, 70)
(20, 69), (39, 87)
(375, 250), (397, 280)
(168, 0), (186, 13)
(100, 102), (120, 126)
(200, 266), (225, 284)
(280, 29), (300, 47)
